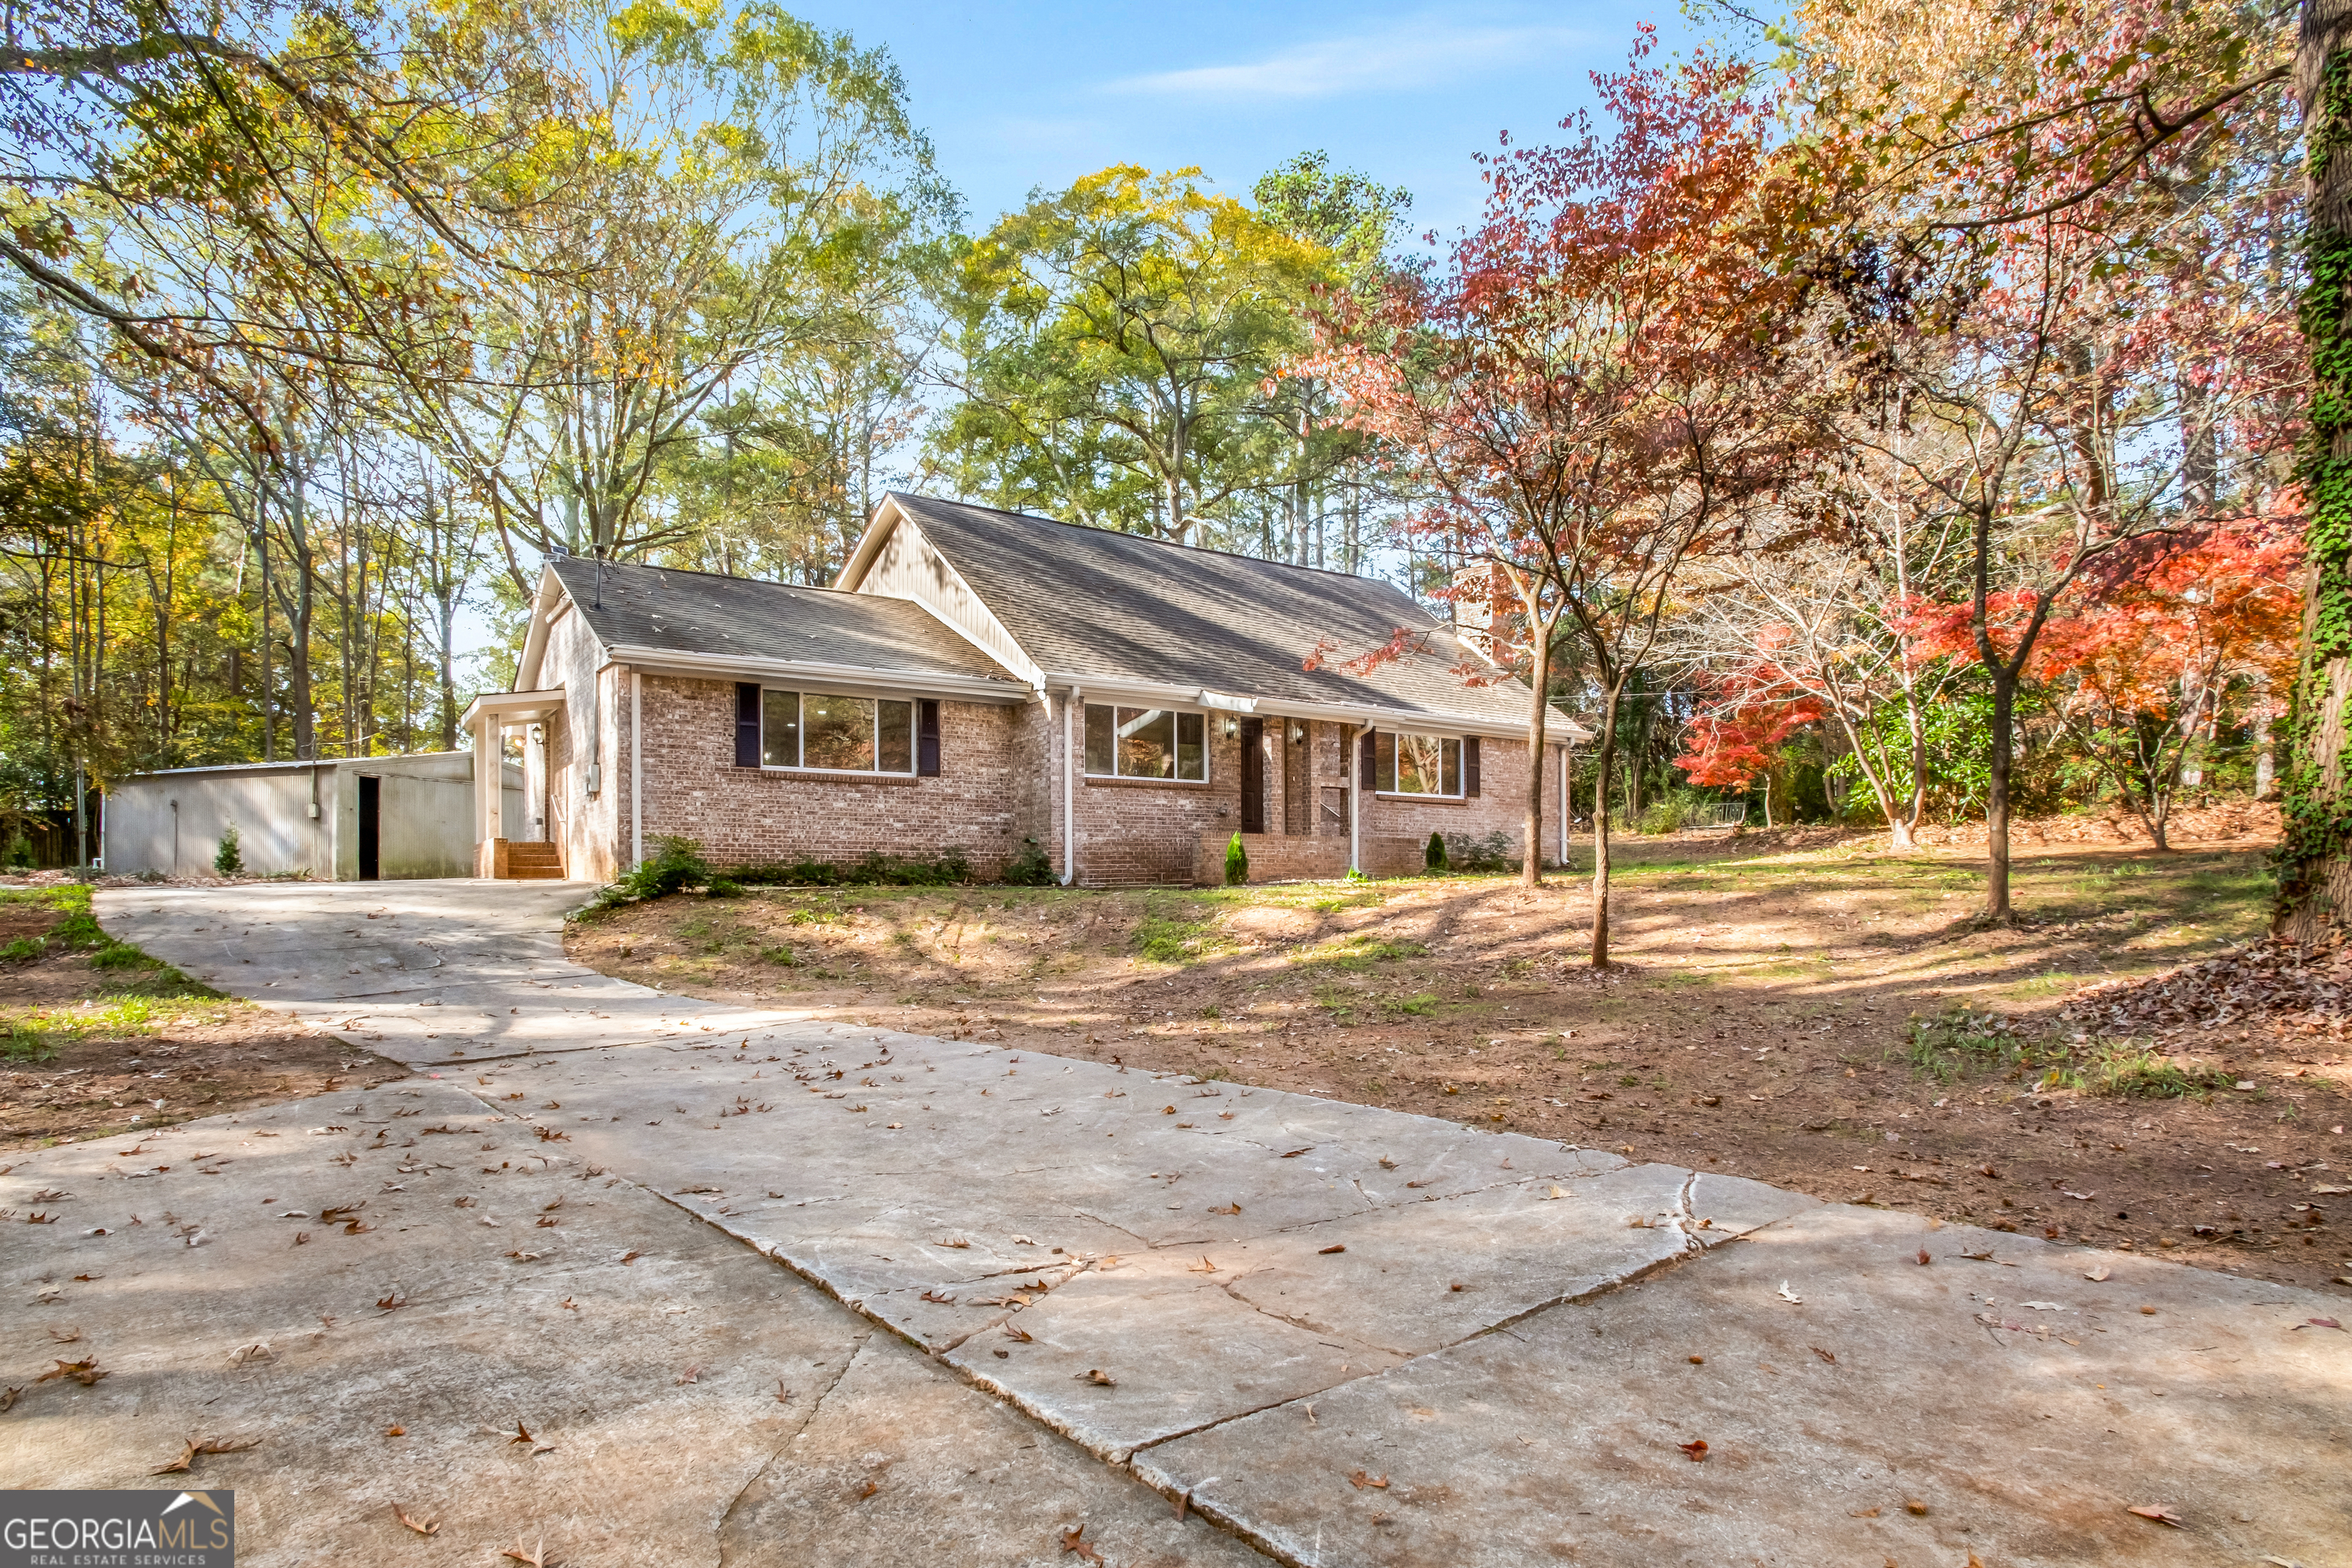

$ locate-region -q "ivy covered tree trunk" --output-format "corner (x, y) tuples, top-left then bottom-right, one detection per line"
(2278, 0), (2352, 943)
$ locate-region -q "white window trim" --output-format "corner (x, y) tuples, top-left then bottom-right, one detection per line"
(1382, 730), (1466, 799)
(758, 687), (920, 776)
(1080, 701), (1211, 784)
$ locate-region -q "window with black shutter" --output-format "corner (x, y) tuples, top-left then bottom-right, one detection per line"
(1358, 729), (1377, 789)
(917, 699), (942, 776)
(1465, 736), (1481, 796)
(733, 683), (761, 767)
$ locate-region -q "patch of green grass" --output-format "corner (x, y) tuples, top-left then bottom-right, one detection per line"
(2, 1024), (56, 1062)
(1383, 992), (1441, 1018)
(1903, 1004), (2236, 1099)
(2070, 1045), (2238, 1099)
(1292, 933), (1430, 973)
(757, 946), (799, 967)
(0, 935), (43, 961)
(1133, 907), (1232, 969)
(1309, 982), (1358, 1023)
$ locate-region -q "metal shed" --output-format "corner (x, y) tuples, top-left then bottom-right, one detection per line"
(104, 753), (524, 881)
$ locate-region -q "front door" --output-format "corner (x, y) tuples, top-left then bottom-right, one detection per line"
(358, 776), (381, 881)
(1239, 717), (1265, 835)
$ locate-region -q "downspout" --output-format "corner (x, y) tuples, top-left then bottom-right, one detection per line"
(1060, 686), (1080, 887)
(1558, 745), (1569, 867)
(630, 668), (643, 872)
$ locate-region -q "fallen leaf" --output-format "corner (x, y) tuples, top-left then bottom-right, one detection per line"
(1810, 1347), (1836, 1364)
(2127, 1504), (2183, 1527)
(1776, 1282), (1804, 1304)
(1060, 1524), (1105, 1563)
(1849, 1508), (1880, 1518)
(620, 1251), (639, 1265)
(386, 1425), (406, 1437)
(920, 1289), (956, 1305)
(2294, 1317), (2343, 1331)
(499, 1538), (555, 1567)
(1677, 1439), (1709, 1462)
(1208, 1202), (1240, 1215)
(1904, 1500), (1929, 1516)
(1279, 1146), (1312, 1158)
(151, 1435), (258, 1475)
(506, 1419), (556, 1454)
(0, 1388), (16, 1412)
(1916, 1249), (1932, 1266)
(376, 1292), (407, 1312)
(37, 1358), (106, 1387)
(45, 1325), (79, 1344)
(1318, 1243), (1347, 1256)
(1004, 1325), (1034, 1344)
(393, 1503), (439, 1537)
(2085, 1265), (2112, 1282)
(1349, 1468), (1393, 1488)
(1076, 1368), (1115, 1387)
(856, 1479), (878, 1500)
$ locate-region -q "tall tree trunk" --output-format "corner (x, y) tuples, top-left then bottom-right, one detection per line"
(1986, 673), (2017, 922)
(1518, 598), (1558, 888)
(1589, 680), (1622, 966)
(2277, 0), (2352, 941)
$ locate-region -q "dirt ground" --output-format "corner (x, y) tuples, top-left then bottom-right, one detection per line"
(0, 887), (407, 1155)
(568, 819), (2352, 1295)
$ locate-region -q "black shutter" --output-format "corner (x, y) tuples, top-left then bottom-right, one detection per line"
(1465, 736), (1481, 797)
(734, 683), (761, 767)
(1358, 729), (1377, 789)
(917, 699), (942, 776)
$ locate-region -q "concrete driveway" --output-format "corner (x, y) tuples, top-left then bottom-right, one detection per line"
(0, 878), (2339, 1566)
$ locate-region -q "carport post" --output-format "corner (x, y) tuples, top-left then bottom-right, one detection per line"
(475, 710), (501, 876)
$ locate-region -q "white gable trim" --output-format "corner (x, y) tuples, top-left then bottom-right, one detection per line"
(835, 496), (1044, 688)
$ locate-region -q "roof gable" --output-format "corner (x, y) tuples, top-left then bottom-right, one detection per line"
(543, 556), (1018, 691)
(846, 493), (1570, 735)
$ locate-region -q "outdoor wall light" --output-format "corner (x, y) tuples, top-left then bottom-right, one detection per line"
(1220, 717), (1240, 738)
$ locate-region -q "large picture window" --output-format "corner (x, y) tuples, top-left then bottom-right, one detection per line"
(1083, 704), (1206, 781)
(1374, 730), (1462, 796)
(759, 690), (916, 774)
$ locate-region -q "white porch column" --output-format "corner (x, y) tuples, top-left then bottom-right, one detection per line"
(1348, 725), (1364, 874)
(475, 712), (501, 876)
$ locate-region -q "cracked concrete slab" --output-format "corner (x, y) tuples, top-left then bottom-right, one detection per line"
(1136, 1204), (2352, 1567)
(721, 1331), (1274, 1567)
(1203, 1165), (1820, 1357)
(944, 1249), (1407, 1463)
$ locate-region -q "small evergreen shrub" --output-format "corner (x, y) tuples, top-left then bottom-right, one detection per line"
(1224, 831), (1250, 886)
(1001, 837), (1055, 887)
(1425, 830), (1449, 871)
(214, 825), (245, 877)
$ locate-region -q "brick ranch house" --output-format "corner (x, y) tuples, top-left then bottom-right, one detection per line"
(462, 493), (1590, 887)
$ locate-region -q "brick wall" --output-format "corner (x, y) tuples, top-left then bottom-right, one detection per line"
(631, 673), (1031, 877)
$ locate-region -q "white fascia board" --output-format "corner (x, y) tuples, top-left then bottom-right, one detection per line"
(603, 644), (1030, 704)
(512, 566), (568, 693)
(1043, 671), (1589, 743)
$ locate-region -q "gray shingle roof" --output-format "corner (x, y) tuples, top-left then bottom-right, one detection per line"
(550, 557), (1015, 684)
(880, 494), (1564, 733)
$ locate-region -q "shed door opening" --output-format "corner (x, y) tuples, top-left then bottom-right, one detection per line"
(358, 775), (381, 881)
(1239, 717), (1265, 835)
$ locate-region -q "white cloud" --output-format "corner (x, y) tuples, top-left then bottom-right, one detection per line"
(1111, 15), (1589, 101)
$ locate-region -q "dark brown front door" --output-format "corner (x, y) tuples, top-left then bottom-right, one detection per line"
(1239, 717), (1265, 835)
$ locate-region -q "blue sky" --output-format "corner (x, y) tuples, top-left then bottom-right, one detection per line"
(786, 1), (1704, 242)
